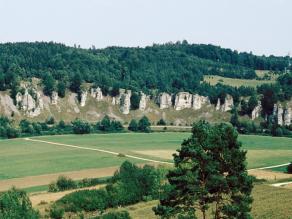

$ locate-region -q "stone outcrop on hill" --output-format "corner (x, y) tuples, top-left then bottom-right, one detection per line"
(221, 94), (234, 112)
(192, 94), (210, 110)
(119, 89), (131, 114)
(251, 101), (262, 120)
(158, 92), (172, 109)
(272, 104), (292, 126)
(139, 92), (147, 111)
(80, 90), (88, 107)
(215, 98), (221, 111)
(174, 92), (193, 110)
(90, 87), (103, 101)
(51, 91), (58, 105)
(284, 108), (291, 126)
(16, 88), (44, 117)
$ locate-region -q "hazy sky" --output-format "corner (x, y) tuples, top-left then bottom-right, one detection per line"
(0, 0), (291, 56)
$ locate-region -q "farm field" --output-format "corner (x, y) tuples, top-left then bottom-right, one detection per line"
(0, 133), (292, 189)
(203, 75), (275, 87)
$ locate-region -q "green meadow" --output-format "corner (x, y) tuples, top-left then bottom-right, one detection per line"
(0, 133), (292, 180)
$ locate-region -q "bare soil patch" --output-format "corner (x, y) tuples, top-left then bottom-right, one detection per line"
(248, 169), (292, 181)
(0, 166), (118, 192)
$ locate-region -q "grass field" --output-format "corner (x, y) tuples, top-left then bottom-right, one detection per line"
(114, 184), (292, 219)
(0, 133), (292, 182)
(203, 75), (275, 87)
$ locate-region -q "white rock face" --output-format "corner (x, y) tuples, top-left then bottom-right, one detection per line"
(158, 92), (172, 109)
(139, 92), (147, 111)
(277, 104), (284, 126)
(284, 108), (291, 126)
(215, 98), (221, 111)
(119, 89), (131, 114)
(251, 101), (262, 120)
(16, 88), (44, 117)
(51, 91), (58, 105)
(192, 94), (210, 110)
(80, 90), (88, 107)
(174, 92), (192, 111)
(221, 95), (234, 112)
(90, 87), (103, 101)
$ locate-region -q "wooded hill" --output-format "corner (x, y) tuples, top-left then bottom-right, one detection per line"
(0, 41), (290, 95)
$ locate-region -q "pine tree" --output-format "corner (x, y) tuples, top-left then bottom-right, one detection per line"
(154, 121), (253, 219)
(43, 74), (56, 96)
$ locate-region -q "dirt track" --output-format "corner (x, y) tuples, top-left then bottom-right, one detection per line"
(0, 167), (118, 192)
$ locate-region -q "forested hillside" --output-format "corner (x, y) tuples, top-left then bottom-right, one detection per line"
(0, 41), (290, 95)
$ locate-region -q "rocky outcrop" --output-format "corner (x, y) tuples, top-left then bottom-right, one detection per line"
(251, 101), (262, 120)
(283, 108), (291, 126)
(158, 92), (172, 109)
(221, 95), (234, 112)
(215, 98), (221, 111)
(119, 89), (131, 114)
(51, 91), (58, 105)
(277, 104), (284, 126)
(90, 87), (103, 101)
(192, 94), (210, 110)
(139, 92), (147, 111)
(174, 92), (192, 110)
(16, 88), (44, 117)
(80, 90), (88, 107)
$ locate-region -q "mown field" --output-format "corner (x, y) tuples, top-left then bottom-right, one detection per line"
(203, 75), (275, 87)
(0, 133), (292, 181)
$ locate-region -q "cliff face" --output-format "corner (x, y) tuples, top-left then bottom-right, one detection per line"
(6, 84), (291, 126)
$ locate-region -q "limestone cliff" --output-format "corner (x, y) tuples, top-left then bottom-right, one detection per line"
(158, 93), (172, 109)
(251, 101), (262, 120)
(139, 92), (147, 111)
(174, 92), (192, 110)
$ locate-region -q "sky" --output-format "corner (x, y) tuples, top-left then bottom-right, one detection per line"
(0, 0), (291, 56)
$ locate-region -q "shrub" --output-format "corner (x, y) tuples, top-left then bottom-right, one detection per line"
(48, 182), (59, 192)
(287, 163), (292, 174)
(46, 116), (55, 124)
(56, 176), (77, 191)
(138, 116), (151, 132)
(0, 187), (40, 219)
(157, 119), (166, 126)
(128, 119), (138, 132)
(58, 189), (109, 213)
(130, 92), (140, 110)
(49, 204), (64, 219)
(72, 119), (91, 134)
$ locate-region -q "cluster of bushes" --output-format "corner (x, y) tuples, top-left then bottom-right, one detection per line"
(0, 115), (128, 139)
(48, 176), (106, 192)
(128, 116), (151, 132)
(56, 161), (167, 214)
(0, 187), (40, 218)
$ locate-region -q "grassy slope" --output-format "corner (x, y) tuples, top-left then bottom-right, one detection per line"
(114, 184), (292, 219)
(203, 75), (275, 87)
(1, 133), (292, 180)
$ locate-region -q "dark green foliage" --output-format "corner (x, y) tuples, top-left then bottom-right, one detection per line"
(96, 115), (124, 132)
(49, 204), (64, 219)
(230, 107), (240, 128)
(157, 118), (166, 126)
(130, 92), (140, 110)
(0, 187), (40, 219)
(57, 81), (66, 98)
(94, 211), (131, 219)
(57, 161), (164, 213)
(70, 72), (82, 93)
(258, 84), (281, 116)
(58, 189), (109, 213)
(43, 73), (56, 96)
(56, 176), (77, 191)
(72, 119), (91, 134)
(278, 73), (292, 100)
(46, 116), (55, 124)
(0, 116), (19, 139)
(287, 163), (292, 174)
(128, 119), (138, 131)
(154, 121), (253, 219)
(138, 116), (151, 132)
